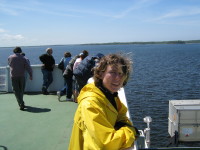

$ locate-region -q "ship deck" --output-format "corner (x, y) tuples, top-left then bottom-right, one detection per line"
(2, 92), (200, 150)
(0, 92), (77, 150)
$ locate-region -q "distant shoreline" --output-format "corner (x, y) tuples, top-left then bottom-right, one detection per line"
(1, 40), (200, 48)
(81, 40), (200, 45)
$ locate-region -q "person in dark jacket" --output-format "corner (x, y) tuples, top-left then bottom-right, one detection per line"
(73, 53), (104, 92)
(39, 48), (55, 95)
(62, 50), (89, 102)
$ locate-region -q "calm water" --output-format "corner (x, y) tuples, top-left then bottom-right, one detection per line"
(1, 44), (200, 147)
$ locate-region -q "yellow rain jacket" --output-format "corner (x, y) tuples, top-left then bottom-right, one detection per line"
(68, 83), (137, 150)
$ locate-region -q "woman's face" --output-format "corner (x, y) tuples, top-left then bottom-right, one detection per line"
(101, 64), (126, 93)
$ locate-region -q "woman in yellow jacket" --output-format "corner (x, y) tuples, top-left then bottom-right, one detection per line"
(68, 53), (138, 150)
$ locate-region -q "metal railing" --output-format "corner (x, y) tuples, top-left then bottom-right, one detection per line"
(0, 66), (8, 92)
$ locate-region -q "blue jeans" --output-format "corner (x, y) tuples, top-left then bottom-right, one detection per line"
(60, 77), (73, 98)
(60, 79), (67, 95)
(41, 69), (53, 89)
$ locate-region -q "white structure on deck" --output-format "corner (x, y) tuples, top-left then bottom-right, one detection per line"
(0, 65), (63, 92)
(168, 100), (200, 142)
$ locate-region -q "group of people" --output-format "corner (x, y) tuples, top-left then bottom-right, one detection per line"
(57, 50), (105, 102)
(7, 47), (103, 107)
(56, 50), (89, 102)
(8, 46), (139, 149)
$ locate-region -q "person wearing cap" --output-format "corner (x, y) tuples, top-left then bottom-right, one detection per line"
(8, 46), (33, 110)
(73, 53), (104, 94)
(39, 48), (55, 95)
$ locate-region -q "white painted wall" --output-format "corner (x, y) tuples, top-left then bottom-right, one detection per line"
(5, 64), (64, 92)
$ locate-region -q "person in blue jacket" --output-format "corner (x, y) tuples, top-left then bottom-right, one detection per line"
(57, 52), (72, 101)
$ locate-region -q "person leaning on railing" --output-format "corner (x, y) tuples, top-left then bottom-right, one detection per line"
(39, 48), (55, 95)
(68, 53), (139, 150)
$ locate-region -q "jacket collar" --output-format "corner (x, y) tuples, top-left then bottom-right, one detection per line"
(98, 83), (118, 110)
(78, 83), (119, 113)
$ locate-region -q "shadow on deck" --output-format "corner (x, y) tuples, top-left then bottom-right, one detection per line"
(0, 93), (77, 150)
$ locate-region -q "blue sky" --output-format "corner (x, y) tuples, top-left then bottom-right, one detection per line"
(0, 0), (200, 47)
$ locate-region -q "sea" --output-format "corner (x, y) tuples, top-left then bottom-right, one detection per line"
(1, 43), (200, 148)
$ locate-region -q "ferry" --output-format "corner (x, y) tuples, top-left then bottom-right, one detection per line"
(0, 65), (200, 150)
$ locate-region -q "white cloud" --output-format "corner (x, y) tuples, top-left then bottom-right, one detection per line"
(1, 34), (24, 41)
(113, 0), (159, 19)
(153, 11), (182, 21)
(0, 0), (159, 19)
(151, 7), (200, 22)
(0, 2), (19, 16)
(0, 28), (6, 33)
(0, 26), (25, 46)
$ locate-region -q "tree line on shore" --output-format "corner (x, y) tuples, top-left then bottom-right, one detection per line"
(82, 40), (200, 45)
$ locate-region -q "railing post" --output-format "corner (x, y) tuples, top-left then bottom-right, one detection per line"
(144, 116), (152, 148)
(5, 66), (9, 92)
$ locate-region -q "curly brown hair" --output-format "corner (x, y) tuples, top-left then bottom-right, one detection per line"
(93, 53), (132, 87)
